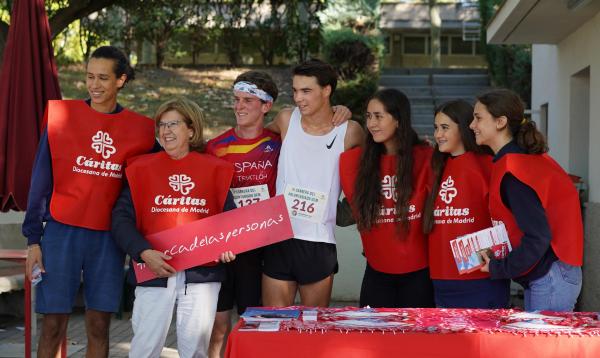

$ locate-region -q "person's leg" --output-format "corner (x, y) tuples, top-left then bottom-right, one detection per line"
(298, 274), (334, 307)
(359, 264), (399, 308)
(293, 241), (337, 307)
(176, 276), (221, 358)
(396, 268), (435, 308)
(35, 222), (84, 358)
(262, 275), (297, 306)
(129, 276), (177, 357)
(209, 264), (234, 358)
(208, 311), (231, 358)
(84, 310), (111, 357)
(549, 261), (581, 311)
(81, 230), (125, 357)
(37, 314), (69, 358)
(531, 260), (583, 312)
(262, 241), (298, 307)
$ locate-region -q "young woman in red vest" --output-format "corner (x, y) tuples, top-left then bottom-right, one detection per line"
(340, 88), (434, 308)
(422, 100), (510, 308)
(111, 97), (236, 357)
(23, 46), (156, 357)
(470, 89), (583, 311)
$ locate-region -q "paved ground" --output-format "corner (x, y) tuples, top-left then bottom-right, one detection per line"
(1, 309), (190, 357)
(0, 301), (358, 357)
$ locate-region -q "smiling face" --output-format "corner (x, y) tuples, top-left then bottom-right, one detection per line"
(470, 101), (506, 152)
(292, 75), (331, 117)
(157, 110), (193, 160)
(366, 98), (398, 154)
(233, 90), (271, 128)
(86, 57), (125, 113)
(434, 112), (465, 156)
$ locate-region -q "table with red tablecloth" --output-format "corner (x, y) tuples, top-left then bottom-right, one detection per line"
(225, 307), (600, 358)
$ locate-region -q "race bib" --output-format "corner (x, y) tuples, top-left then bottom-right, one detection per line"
(283, 184), (328, 223)
(231, 184), (270, 208)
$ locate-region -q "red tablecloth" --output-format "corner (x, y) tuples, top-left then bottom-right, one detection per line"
(225, 307), (600, 358)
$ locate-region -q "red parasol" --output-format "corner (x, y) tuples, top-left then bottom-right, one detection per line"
(0, 0), (62, 211)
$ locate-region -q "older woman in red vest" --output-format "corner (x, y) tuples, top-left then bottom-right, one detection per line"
(112, 97), (236, 357)
(470, 89), (583, 311)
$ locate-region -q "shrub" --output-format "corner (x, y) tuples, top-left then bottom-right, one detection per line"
(324, 29), (382, 122)
(332, 72), (378, 124)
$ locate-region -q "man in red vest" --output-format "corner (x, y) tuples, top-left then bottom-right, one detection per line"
(22, 46), (156, 357)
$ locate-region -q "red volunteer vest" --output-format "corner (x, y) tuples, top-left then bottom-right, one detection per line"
(127, 151), (233, 267)
(428, 152), (493, 280)
(47, 100), (155, 230)
(340, 145), (432, 274)
(489, 153), (583, 269)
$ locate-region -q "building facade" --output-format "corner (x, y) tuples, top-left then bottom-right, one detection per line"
(487, 0), (600, 311)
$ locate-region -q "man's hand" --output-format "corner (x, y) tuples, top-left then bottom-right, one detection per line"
(218, 251), (236, 263)
(140, 249), (176, 278)
(26, 244), (45, 279)
(332, 105), (352, 126)
(479, 250), (491, 273)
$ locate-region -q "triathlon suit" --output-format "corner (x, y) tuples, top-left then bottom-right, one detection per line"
(206, 127), (281, 314)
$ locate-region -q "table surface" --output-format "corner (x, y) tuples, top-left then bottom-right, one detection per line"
(225, 307), (600, 358)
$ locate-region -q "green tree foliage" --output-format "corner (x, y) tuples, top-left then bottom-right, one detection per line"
(125, 0), (200, 68)
(319, 0), (378, 33)
(0, 0), (120, 62)
(284, 0), (326, 62)
(320, 0), (382, 122)
(323, 29), (383, 122)
(209, 0), (256, 67)
(253, 0), (287, 65)
(479, 0), (531, 105)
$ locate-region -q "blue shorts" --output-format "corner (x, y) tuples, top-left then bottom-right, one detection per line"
(433, 278), (511, 309)
(36, 220), (125, 314)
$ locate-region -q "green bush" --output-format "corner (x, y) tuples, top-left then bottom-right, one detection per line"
(332, 73), (378, 124)
(323, 29), (382, 122)
(322, 29), (382, 80)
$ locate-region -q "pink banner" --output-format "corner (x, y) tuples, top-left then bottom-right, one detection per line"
(134, 195), (292, 282)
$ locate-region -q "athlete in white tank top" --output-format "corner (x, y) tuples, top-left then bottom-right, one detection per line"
(276, 107), (348, 244)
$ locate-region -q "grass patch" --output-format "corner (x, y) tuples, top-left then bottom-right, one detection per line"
(58, 65), (294, 138)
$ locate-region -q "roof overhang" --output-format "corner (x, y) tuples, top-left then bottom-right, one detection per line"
(487, 0), (600, 44)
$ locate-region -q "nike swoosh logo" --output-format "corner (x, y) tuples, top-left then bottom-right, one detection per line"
(326, 135), (337, 149)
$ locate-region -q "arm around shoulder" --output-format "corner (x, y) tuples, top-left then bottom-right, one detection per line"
(266, 107), (293, 138)
(344, 120), (365, 150)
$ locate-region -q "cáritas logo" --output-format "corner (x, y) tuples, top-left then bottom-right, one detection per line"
(91, 131), (116, 159)
(439, 176), (458, 204)
(168, 174), (195, 195)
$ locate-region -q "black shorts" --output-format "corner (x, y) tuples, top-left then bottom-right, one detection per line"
(359, 263), (435, 308)
(263, 239), (338, 285)
(216, 248), (263, 314)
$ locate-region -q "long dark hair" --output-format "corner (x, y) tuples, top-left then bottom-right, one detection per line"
(422, 100), (490, 234)
(354, 88), (422, 232)
(476, 89), (548, 154)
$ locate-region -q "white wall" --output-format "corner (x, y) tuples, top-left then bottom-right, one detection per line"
(531, 11), (600, 201)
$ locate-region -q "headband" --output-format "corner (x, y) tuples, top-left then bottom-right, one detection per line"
(233, 81), (273, 102)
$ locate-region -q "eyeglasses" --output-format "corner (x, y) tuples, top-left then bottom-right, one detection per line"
(157, 120), (183, 130)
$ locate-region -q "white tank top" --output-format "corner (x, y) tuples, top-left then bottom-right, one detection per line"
(276, 107), (348, 244)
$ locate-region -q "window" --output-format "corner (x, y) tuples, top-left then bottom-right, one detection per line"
(450, 36), (474, 55)
(403, 36), (427, 54)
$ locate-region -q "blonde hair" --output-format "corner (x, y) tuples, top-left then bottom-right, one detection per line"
(154, 97), (205, 152)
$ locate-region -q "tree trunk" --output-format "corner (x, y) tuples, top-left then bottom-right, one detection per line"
(155, 39), (166, 68)
(429, 0), (441, 68)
